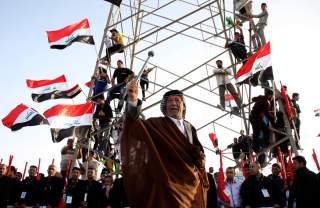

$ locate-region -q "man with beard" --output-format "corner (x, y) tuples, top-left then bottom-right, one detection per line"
(17, 165), (41, 207)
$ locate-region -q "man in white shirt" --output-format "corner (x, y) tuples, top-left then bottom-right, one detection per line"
(250, 3), (268, 50)
(224, 167), (242, 208)
(214, 60), (242, 110)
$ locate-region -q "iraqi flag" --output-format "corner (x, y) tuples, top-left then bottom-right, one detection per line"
(47, 18), (94, 49)
(2, 104), (48, 131)
(26, 75), (82, 102)
(104, 0), (122, 6)
(314, 108), (320, 117)
(44, 103), (94, 143)
(225, 93), (238, 108)
(235, 42), (273, 85)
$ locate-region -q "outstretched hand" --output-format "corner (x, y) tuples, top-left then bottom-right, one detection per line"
(127, 79), (139, 103)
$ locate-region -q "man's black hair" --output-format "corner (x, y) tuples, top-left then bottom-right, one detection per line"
(261, 3), (267, 6)
(72, 167), (81, 171)
(272, 163), (281, 169)
(293, 155), (307, 166)
(292, 93), (299, 98)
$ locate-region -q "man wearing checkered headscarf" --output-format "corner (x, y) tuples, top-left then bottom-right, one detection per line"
(121, 83), (209, 208)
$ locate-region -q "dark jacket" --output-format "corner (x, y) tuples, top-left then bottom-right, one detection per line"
(240, 174), (282, 207)
(17, 176), (41, 206)
(65, 179), (86, 208)
(288, 167), (319, 208)
(0, 176), (10, 207)
(39, 176), (64, 207)
(267, 174), (286, 207)
(207, 173), (217, 208)
(84, 180), (104, 208)
(94, 102), (113, 123)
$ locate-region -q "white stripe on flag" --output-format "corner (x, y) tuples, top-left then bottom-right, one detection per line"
(47, 113), (93, 129)
(251, 54), (272, 74)
(48, 28), (91, 47)
(29, 82), (68, 94)
(12, 108), (38, 126)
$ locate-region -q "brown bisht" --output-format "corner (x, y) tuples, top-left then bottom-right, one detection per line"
(121, 107), (209, 208)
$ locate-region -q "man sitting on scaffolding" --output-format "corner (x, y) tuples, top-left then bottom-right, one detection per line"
(101, 28), (125, 65)
(225, 23), (248, 65)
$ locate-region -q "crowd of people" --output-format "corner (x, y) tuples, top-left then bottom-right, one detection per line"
(0, 163), (128, 208)
(0, 152), (318, 208)
(207, 155), (320, 208)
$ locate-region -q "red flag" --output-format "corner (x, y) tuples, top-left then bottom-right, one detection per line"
(58, 197), (65, 208)
(287, 148), (294, 181)
(240, 159), (247, 179)
(277, 147), (287, 180)
(209, 133), (218, 148)
(85, 81), (93, 88)
(280, 83), (294, 120)
(6, 155), (13, 176)
(217, 151), (230, 204)
(312, 149), (320, 172)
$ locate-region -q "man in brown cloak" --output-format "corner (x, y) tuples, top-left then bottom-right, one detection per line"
(120, 80), (209, 208)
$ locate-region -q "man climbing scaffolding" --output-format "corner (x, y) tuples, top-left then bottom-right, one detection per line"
(214, 60), (242, 111)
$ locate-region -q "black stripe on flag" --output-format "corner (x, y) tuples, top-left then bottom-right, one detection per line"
(50, 126), (91, 143)
(104, 0), (122, 6)
(31, 87), (81, 103)
(50, 36), (95, 50)
(11, 114), (48, 131)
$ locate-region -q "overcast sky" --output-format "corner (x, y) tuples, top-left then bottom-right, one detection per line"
(1, 0), (320, 175)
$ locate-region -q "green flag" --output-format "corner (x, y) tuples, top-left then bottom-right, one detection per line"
(225, 16), (233, 28)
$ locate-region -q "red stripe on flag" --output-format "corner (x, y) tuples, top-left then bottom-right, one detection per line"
(44, 102), (94, 118)
(65, 84), (80, 94)
(47, 19), (90, 43)
(235, 42), (271, 83)
(26, 75), (66, 88)
(2, 104), (28, 128)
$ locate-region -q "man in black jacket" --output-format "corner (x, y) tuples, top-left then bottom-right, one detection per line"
(17, 165), (41, 207)
(240, 162), (282, 208)
(288, 156), (319, 208)
(65, 167), (86, 208)
(0, 164), (10, 208)
(94, 95), (113, 150)
(82, 168), (104, 208)
(39, 164), (64, 207)
(267, 163), (286, 206)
